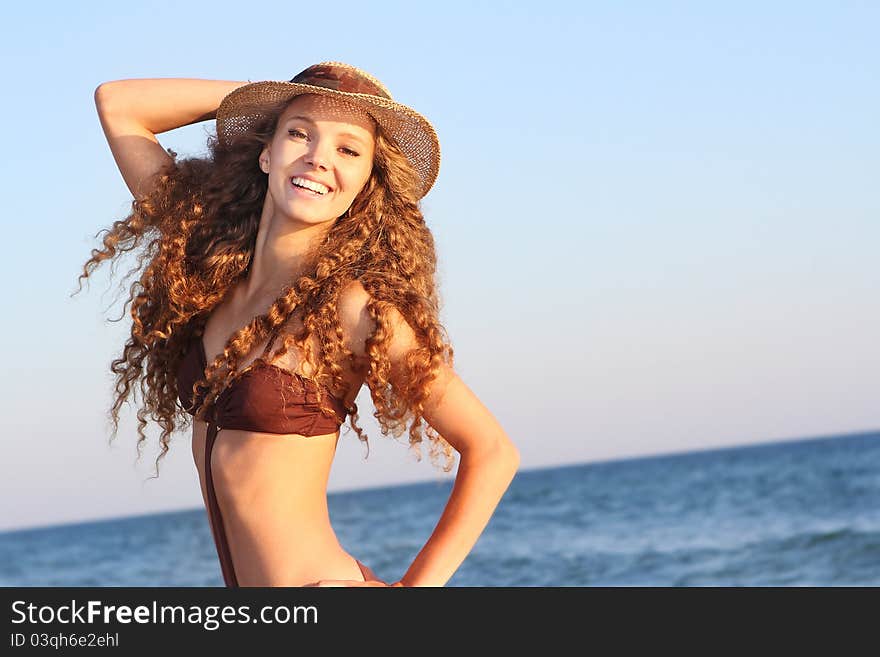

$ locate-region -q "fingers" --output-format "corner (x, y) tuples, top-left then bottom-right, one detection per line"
(304, 580), (352, 587)
(303, 579), (393, 587)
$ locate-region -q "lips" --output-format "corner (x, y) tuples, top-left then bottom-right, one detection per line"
(289, 178), (327, 198)
(290, 175), (333, 194)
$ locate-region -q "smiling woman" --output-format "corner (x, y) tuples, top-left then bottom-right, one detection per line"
(260, 94), (378, 224)
(77, 61), (520, 588)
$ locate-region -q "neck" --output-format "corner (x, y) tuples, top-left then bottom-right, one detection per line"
(242, 195), (331, 304)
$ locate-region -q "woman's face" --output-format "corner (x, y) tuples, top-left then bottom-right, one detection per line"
(260, 93), (377, 225)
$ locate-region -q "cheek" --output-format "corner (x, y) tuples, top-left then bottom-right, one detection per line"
(341, 166), (372, 196)
(356, 162), (374, 189)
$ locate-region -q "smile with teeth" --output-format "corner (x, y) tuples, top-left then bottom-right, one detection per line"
(290, 176), (330, 196)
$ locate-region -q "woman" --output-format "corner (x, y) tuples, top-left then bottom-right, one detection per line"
(80, 61), (520, 587)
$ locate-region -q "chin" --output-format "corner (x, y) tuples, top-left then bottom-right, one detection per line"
(287, 209), (341, 225)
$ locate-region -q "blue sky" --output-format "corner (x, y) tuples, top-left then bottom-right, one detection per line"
(1, 0), (877, 531)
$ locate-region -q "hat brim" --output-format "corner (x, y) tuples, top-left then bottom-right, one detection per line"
(215, 81), (440, 199)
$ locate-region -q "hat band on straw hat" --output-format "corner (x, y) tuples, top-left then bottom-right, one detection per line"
(290, 64), (392, 99)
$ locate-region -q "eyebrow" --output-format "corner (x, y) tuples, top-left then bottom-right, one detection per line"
(284, 115), (370, 145)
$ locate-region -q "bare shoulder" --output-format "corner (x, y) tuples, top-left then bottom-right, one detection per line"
(336, 279), (374, 363)
(336, 279), (420, 362)
(336, 280), (449, 390)
(336, 281), (516, 460)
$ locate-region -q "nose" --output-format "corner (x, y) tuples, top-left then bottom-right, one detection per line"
(305, 138), (332, 170)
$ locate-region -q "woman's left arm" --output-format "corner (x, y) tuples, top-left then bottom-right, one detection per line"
(395, 365), (521, 587)
(306, 286), (520, 587)
(377, 303), (521, 586)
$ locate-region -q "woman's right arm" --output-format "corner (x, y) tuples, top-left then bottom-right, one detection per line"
(94, 78), (250, 200)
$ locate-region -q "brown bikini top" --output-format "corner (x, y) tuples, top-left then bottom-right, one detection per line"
(176, 329), (348, 436)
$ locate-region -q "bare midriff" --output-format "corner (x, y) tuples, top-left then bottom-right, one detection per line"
(191, 421), (367, 586)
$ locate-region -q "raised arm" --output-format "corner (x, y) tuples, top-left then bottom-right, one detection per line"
(93, 78), (249, 200)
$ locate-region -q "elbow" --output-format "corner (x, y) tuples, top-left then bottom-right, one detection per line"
(94, 83), (111, 113)
(506, 444), (521, 472)
(482, 436), (521, 472)
(94, 81), (122, 114)
(497, 436), (520, 464)
(493, 442), (520, 487)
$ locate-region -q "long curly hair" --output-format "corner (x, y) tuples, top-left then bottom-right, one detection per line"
(73, 94), (456, 479)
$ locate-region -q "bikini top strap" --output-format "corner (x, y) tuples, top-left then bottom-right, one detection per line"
(262, 326), (281, 357)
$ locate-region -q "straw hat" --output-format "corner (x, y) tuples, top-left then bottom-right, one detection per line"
(215, 61), (441, 199)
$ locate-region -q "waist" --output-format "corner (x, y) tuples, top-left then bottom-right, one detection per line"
(206, 426), (339, 501)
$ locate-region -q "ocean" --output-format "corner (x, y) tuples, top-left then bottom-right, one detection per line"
(1, 430), (877, 586)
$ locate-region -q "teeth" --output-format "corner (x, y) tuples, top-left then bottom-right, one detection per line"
(291, 176), (329, 195)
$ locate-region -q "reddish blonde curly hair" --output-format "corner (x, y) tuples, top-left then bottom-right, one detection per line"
(74, 96), (457, 478)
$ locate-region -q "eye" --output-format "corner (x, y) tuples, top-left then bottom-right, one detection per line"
(288, 129), (359, 157)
